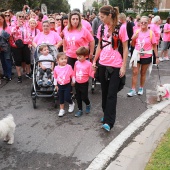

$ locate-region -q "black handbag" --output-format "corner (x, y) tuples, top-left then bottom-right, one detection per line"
(15, 39), (24, 48)
(12, 29), (24, 48)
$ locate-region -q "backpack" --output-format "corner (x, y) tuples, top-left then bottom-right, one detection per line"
(100, 22), (123, 57)
(99, 23), (125, 92)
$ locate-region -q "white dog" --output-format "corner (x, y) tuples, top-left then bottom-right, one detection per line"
(157, 84), (170, 102)
(0, 114), (16, 144)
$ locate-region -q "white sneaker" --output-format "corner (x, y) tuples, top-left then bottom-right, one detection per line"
(159, 57), (163, 62)
(138, 87), (144, 95)
(68, 102), (75, 113)
(127, 89), (137, 97)
(58, 109), (65, 117)
(163, 57), (170, 61)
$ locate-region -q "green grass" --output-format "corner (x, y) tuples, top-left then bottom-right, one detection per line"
(145, 128), (170, 170)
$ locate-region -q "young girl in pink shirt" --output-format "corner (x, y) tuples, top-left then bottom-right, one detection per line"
(74, 47), (95, 117)
(53, 52), (75, 117)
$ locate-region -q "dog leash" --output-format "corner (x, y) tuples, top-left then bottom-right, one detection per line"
(157, 65), (162, 85)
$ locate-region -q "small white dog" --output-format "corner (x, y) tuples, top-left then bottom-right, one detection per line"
(157, 84), (170, 102)
(0, 114), (16, 144)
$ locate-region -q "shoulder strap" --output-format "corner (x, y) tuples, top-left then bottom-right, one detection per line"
(35, 28), (37, 36)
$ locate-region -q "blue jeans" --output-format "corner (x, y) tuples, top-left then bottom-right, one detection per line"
(0, 51), (12, 78)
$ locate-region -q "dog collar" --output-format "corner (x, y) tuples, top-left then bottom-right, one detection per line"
(163, 89), (170, 98)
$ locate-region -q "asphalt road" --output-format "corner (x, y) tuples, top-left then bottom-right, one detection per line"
(0, 57), (170, 170)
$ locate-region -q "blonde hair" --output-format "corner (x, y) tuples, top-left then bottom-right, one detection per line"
(141, 16), (149, 22)
(16, 11), (24, 18)
(29, 18), (37, 24)
(118, 13), (126, 21)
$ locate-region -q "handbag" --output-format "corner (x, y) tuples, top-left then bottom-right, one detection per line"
(12, 29), (24, 48)
(15, 39), (24, 48)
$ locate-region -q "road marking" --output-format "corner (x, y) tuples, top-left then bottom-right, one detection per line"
(86, 100), (170, 170)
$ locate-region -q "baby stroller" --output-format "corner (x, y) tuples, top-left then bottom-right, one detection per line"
(31, 44), (58, 109)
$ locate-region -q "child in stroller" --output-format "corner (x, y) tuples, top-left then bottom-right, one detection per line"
(31, 44), (58, 108)
(37, 44), (54, 86)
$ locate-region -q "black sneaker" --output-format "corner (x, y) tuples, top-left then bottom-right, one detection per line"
(6, 78), (12, 82)
(26, 73), (32, 79)
(18, 76), (22, 83)
(2, 75), (7, 79)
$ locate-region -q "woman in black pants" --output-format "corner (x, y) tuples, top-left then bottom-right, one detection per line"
(93, 5), (128, 131)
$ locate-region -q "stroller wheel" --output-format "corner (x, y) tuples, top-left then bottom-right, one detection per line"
(32, 98), (36, 109)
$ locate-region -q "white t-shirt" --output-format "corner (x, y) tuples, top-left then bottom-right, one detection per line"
(39, 54), (53, 68)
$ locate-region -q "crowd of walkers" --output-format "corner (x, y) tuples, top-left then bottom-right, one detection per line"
(0, 4), (170, 132)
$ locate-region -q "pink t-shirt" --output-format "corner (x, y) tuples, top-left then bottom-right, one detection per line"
(0, 26), (11, 34)
(82, 19), (92, 32)
(133, 26), (140, 33)
(96, 24), (128, 67)
(27, 28), (40, 44)
(63, 26), (94, 58)
(149, 23), (161, 45)
(134, 30), (156, 58)
(33, 31), (62, 45)
(53, 64), (74, 85)
(74, 60), (94, 83)
(163, 23), (170, 42)
(56, 26), (61, 35)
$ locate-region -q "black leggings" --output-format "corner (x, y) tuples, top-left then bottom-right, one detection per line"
(67, 57), (77, 69)
(75, 82), (90, 110)
(98, 65), (120, 129)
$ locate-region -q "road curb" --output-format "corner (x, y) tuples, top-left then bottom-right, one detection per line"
(86, 100), (170, 170)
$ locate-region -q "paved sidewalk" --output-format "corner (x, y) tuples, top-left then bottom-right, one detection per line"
(106, 104), (170, 170)
(86, 100), (170, 170)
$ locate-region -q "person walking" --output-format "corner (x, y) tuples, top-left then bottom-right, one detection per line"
(93, 5), (128, 131)
(127, 16), (159, 97)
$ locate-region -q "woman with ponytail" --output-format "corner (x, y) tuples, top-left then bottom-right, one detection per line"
(93, 5), (128, 131)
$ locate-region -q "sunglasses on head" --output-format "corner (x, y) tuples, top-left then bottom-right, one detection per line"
(56, 19), (61, 21)
(5, 15), (10, 17)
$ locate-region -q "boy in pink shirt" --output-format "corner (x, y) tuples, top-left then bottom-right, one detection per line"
(53, 52), (75, 117)
(74, 47), (95, 117)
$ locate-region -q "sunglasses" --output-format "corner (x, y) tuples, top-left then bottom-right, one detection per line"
(50, 22), (55, 24)
(56, 19), (61, 21)
(19, 16), (24, 18)
(141, 22), (148, 25)
(5, 15), (10, 17)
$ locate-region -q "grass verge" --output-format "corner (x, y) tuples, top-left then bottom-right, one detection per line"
(145, 128), (170, 170)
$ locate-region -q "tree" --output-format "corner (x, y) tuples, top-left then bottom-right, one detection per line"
(0, 0), (70, 13)
(143, 0), (155, 12)
(109, 0), (133, 12)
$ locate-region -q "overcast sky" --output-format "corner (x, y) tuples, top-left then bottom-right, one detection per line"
(68, 0), (85, 12)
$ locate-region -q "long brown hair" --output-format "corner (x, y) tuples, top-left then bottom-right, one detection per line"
(99, 5), (119, 31)
(67, 11), (82, 31)
(0, 13), (7, 30)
